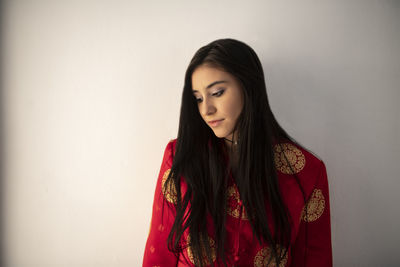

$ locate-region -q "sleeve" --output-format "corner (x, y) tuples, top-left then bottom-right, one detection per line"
(143, 140), (179, 267)
(290, 160), (333, 267)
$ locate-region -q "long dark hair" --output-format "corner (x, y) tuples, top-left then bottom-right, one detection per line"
(164, 38), (307, 266)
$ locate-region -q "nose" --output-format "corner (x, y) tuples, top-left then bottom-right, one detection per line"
(200, 98), (216, 117)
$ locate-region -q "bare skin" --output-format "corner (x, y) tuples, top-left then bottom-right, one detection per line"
(191, 64), (244, 171)
(191, 65), (243, 140)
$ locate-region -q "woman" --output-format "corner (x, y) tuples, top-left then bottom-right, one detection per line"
(143, 38), (332, 266)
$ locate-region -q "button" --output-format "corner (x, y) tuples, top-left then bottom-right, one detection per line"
(234, 255), (240, 261)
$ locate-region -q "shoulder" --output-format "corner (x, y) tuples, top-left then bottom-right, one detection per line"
(157, 139), (177, 170)
(161, 138), (189, 199)
(167, 138), (177, 149)
(159, 138), (178, 169)
(273, 140), (326, 191)
(165, 138), (177, 157)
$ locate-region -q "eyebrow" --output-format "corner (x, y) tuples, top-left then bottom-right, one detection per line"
(192, 80), (228, 93)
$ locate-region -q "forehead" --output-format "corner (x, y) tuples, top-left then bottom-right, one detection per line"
(191, 65), (233, 91)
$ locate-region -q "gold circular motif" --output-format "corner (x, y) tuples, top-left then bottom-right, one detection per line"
(274, 143), (306, 174)
(186, 235), (217, 265)
(161, 168), (177, 204)
(254, 246), (288, 267)
(226, 185), (248, 220)
(301, 189), (325, 222)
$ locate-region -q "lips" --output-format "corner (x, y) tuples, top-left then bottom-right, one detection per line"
(208, 119), (224, 127)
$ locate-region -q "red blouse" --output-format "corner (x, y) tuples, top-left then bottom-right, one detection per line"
(143, 139), (332, 266)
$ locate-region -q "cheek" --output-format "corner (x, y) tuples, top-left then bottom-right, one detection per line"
(225, 100), (242, 120)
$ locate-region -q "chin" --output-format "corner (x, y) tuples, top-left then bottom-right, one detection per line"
(212, 129), (232, 139)
(213, 133), (225, 138)
(212, 130), (224, 138)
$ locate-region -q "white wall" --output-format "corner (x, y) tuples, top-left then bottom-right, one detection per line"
(2, 0), (399, 266)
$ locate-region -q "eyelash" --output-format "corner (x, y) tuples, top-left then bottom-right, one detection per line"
(195, 89), (225, 103)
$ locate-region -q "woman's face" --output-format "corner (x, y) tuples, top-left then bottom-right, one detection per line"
(191, 64), (244, 141)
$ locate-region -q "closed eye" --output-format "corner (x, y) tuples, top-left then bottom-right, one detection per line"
(212, 89), (225, 97)
(194, 89), (225, 103)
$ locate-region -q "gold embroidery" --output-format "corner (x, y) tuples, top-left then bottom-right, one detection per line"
(274, 143), (305, 174)
(301, 189), (325, 222)
(226, 185), (248, 220)
(161, 168), (177, 204)
(186, 234), (217, 265)
(254, 246), (288, 267)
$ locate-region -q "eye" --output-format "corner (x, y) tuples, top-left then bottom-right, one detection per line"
(212, 89), (225, 97)
(193, 95), (203, 103)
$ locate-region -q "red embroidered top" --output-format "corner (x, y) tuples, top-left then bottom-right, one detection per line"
(143, 139), (332, 266)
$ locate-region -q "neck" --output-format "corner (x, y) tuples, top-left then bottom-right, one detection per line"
(224, 137), (239, 169)
(224, 137), (238, 148)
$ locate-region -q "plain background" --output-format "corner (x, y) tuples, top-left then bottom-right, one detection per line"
(1, 0), (399, 266)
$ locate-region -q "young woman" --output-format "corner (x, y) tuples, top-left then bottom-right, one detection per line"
(143, 38), (332, 267)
